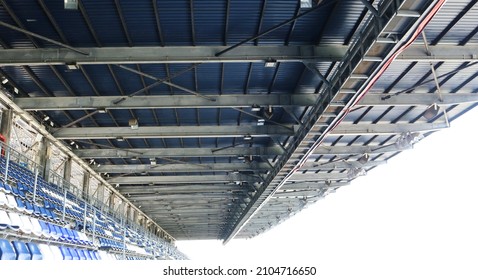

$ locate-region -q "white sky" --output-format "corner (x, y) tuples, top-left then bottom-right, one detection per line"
(176, 106), (478, 280)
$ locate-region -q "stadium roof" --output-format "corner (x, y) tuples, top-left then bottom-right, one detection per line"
(0, 0), (477, 241)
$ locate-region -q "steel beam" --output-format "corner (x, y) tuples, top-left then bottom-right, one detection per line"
(1, 44), (475, 66)
(75, 146), (283, 158)
(94, 162), (270, 173)
(289, 172), (349, 181)
(395, 44), (478, 62)
(18, 92), (478, 111)
(302, 160), (386, 169)
(54, 122), (445, 140)
(359, 93), (478, 106)
(130, 193), (242, 200)
(0, 45), (347, 66)
(273, 190), (324, 197)
(52, 125), (295, 139)
(75, 144), (401, 159)
(279, 182), (349, 190)
(329, 122), (448, 135)
(14, 94), (317, 111)
(108, 174), (258, 184)
(118, 184), (245, 194)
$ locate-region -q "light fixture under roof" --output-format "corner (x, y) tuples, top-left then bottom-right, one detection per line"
(423, 103), (440, 120)
(347, 167), (366, 180)
(150, 158), (157, 166)
(1, 78), (8, 84)
(64, 0), (78, 10)
(257, 118), (265, 126)
(243, 134), (252, 141)
(358, 154), (370, 164)
(394, 132), (422, 149)
(263, 106), (274, 119)
(131, 156), (139, 161)
(300, 0), (313, 8)
(129, 118), (139, 130)
(264, 58), (277, 68)
(116, 136), (125, 142)
(97, 107), (108, 113)
(66, 62), (79, 70)
(251, 104), (261, 112)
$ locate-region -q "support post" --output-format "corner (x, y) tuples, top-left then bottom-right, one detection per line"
(108, 192), (115, 213)
(63, 156), (72, 183)
(36, 137), (51, 181)
(0, 109), (13, 144)
(82, 172), (90, 201)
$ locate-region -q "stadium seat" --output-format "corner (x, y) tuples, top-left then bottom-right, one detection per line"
(14, 196), (26, 212)
(5, 193), (18, 209)
(19, 214), (33, 234)
(77, 249), (87, 260)
(49, 245), (63, 260)
(37, 243), (53, 260)
(49, 224), (62, 240)
(27, 243), (43, 260)
(6, 212), (21, 231)
(12, 241), (32, 260)
(0, 209), (10, 230)
(0, 238), (16, 260)
(29, 217), (43, 237)
(69, 247), (80, 260)
(32, 204), (42, 216)
(59, 227), (72, 242)
(0, 181), (8, 193)
(0, 191), (8, 206)
(59, 246), (72, 260)
(38, 219), (52, 238)
(23, 200), (34, 214)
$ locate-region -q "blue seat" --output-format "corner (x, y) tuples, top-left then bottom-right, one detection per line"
(39, 206), (50, 219)
(92, 250), (101, 260)
(26, 243), (43, 260)
(23, 200), (34, 214)
(59, 246), (72, 260)
(85, 250), (95, 260)
(69, 247), (80, 260)
(38, 220), (51, 238)
(14, 197), (26, 212)
(48, 223), (61, 239)
(77, 249), (88, 260)
(0, 209), (10, 229)
(0, 181), (9, 193)
(32, 204), (42, 216)
(12, 241), (31, 260)
(0, 239), (16, 260)
(59, 227), (71, 241)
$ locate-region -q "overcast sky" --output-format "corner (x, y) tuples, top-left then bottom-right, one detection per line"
(176, 106), (478, 280)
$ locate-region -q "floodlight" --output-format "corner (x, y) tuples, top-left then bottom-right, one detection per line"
(243, 134), (252, 141)
(129, 118), (139, 129)
(64, 0), (78, 10)
(423, 104), (439, 120)
(358, 154), (370, 164)
(251, 104), (261, 112)
(264, 59), (277, 68)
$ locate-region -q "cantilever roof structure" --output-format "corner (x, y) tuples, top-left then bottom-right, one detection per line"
(0, 0), (478, 241)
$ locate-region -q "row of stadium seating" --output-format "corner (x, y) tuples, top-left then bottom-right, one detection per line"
(0, 149), (186, 260)
(0, 238), (100, 260)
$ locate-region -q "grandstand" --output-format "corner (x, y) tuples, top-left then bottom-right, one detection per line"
(1, 0), (478, 260)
